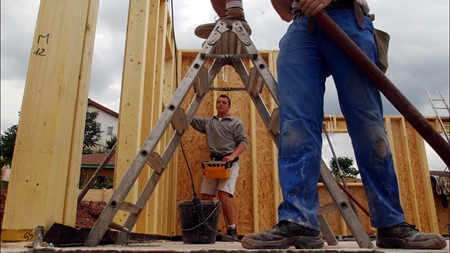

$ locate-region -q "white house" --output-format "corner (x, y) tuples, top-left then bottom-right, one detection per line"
(86, 98), (118, 152)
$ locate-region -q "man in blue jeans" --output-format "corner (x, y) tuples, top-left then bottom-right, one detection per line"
(241, 0), (446, 250)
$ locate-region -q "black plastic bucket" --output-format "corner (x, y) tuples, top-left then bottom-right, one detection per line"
(177, 200), (221, 244)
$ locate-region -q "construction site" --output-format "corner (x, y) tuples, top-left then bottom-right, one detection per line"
(1, 0), (449, 252)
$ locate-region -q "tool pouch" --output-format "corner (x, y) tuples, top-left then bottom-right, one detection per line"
(354, 1), (390, 73)
(373, 28), (390, 73)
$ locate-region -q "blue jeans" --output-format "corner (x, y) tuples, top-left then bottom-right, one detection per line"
(276, 9), (405, 231)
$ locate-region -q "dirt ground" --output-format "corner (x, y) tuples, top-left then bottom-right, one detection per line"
(0, 189), (106, 230)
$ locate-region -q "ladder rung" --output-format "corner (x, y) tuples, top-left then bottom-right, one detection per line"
(147, 152), (166, 174)
(119, 201), (142, 215)
(194, 67), (209, 98)
(171, 107), (188, 134)
(268, 108), (280, 135)
(248, 67), (264, 97)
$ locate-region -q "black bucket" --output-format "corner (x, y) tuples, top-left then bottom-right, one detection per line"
(177, 200), (221, 244)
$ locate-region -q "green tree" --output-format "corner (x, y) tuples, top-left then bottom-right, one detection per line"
(106, 135), (117, 152)
(83, 111), (103, 154)
(0, 125), (18, 167)
(329, 156), (359, 179)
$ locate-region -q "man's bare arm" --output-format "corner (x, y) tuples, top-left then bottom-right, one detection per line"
(224, 143), (247, 162)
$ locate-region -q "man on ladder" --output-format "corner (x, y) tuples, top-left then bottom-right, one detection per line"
(195, 0), (446, 250)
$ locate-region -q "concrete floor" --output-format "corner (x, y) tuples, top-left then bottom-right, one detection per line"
(1, 239), (449, 253)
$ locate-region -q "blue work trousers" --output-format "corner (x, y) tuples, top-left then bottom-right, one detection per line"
(276, 9), (405, 231)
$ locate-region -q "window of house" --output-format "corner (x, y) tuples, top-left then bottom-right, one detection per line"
(107, 126), (113, 135)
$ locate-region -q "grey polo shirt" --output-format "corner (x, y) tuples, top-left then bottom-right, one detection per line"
(190, 115), (248, 156)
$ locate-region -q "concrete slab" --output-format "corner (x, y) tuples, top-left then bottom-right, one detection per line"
(1, 239), (449, 253)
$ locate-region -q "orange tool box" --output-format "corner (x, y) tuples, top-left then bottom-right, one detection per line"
(202, 161), (231, 179)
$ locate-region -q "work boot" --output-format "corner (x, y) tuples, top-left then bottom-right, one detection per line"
(376, 222), (446, 249)
(194, 8), (252, 39)
(222, 227), (238, 242)
(241, 220), (325, 249)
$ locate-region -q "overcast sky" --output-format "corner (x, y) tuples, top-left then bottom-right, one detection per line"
(1, 0), (449, 170)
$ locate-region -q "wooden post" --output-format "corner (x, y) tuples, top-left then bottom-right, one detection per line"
(1, 0), (99, 241)
(113, 0), (149, 229)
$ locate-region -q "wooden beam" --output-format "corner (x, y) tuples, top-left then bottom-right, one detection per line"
(114, 0), (149, 230)
(400, 118), (421, 229)
(250, 96), (259, 232)
(1, 0), (99, 241)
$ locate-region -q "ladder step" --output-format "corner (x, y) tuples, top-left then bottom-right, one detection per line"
(268, 108), (280, 135)
(119, 201), (143, 215)
(146, 152), (166, 174)
(194, 67), (209, 98)
(171, 107), (188, 134)
(248, 67), (264, 97)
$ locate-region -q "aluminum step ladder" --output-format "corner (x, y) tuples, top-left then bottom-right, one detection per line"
(427, 91), (450, 142)
(84, 19), (373, 248)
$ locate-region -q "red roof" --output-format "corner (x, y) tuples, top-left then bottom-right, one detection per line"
(88, 98), (119, 118)
(82, 153), (116, 166)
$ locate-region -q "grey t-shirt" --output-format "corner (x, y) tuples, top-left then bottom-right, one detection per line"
(191, 115), (248, 156)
